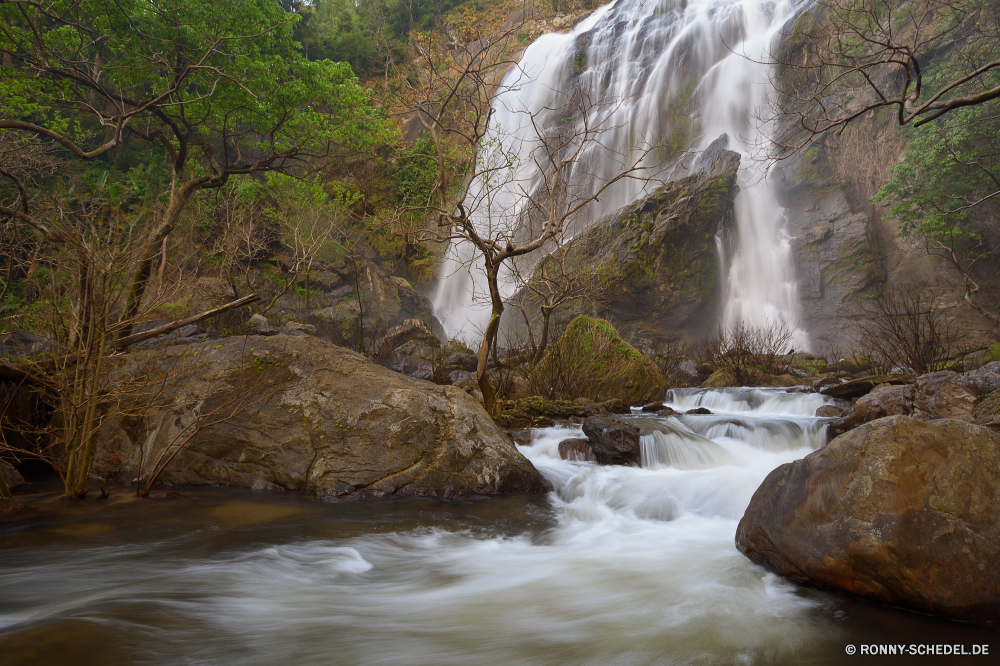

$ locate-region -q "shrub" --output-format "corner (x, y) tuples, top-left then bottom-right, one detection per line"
(697, 319), (795, 386)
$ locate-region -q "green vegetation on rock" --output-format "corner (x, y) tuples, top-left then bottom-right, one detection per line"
(527, 316), (666, 405)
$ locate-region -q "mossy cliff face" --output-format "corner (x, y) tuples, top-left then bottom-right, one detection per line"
(520, 138), (740, 350)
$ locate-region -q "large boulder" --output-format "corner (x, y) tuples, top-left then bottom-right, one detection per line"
(828, 384), (914, 436)
(737, 416), (1000, 624)
(94, 335), (550, 499)
(582, 416), (641, 466)
(527, 316), (666, 405)
(819, 374), (915, 400)
(913, 371), (981, 421)
(828, 366), (1000, 436)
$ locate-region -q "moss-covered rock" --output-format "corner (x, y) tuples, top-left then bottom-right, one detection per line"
(510, 136), (741, 351)
(528, 316), (666, 405)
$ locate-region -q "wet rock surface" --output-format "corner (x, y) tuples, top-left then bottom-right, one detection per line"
(581, 416), (641, 466)
(94, 335), (550, 499)
(828, 366), (1000, 436)
(0, 497), (35, 523)
(737, 415), (1000, 624)
(558, 439), (596, 462)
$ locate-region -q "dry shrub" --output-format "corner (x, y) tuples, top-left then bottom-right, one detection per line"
(851, 284), (955, 375)
(650, 338), (697, 387)
(697, 319), (795, 386)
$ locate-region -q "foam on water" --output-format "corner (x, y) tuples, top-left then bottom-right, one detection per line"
(0, 389), (857, 665)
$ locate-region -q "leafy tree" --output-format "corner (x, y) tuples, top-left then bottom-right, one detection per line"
(0, 0), (382, 330)
(876, 101), (1000, 324)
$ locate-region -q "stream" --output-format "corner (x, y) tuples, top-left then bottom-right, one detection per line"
(1, 388), (994, 665)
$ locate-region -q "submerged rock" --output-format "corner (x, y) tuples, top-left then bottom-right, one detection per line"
(582, 416), (640, 466)
(0, 498), (35, 523)
(737, 416), (1000, 624)
(95, 335), (550, 499)
(558, 439), (596, 462)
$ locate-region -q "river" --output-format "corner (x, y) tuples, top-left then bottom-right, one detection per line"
(1, 388), (994, 665)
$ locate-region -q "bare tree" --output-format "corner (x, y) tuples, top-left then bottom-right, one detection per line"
(850, 283), (956, 375)
(398, 10), (665, 413)
(764, 0), (1000, 160)
(0, 193), (258, 499)
(509, 230), (610, 363)
(697, 319), (796, 386)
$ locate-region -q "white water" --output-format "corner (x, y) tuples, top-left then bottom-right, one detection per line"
(432, 0), (810, 349)
(6, 387), (994, 663)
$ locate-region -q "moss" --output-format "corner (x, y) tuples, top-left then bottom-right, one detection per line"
(528, 316), (665, 404)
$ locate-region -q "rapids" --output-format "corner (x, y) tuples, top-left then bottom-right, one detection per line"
(1, 388), (994, 665)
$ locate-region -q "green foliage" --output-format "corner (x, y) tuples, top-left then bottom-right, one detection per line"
(393, 138), (439, 207)
(527, 316), (665, 404)
(294, 0), (464, 79)
(0, 0), (385, 173)
(876, 100), (1000, 253)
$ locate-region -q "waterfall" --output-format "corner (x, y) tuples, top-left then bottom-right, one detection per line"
(432, 0), (811, 349)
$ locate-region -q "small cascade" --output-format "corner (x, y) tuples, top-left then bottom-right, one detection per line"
(433, 0), (811, 347)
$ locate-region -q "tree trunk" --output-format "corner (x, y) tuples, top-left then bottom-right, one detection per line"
(118, 189), (196, 337)
(534, 307), (554, 364)
(476, 309), (502, 417)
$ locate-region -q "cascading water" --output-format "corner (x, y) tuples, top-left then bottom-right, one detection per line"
(5, 388), (995, 663)
(433, 0), (811, 349)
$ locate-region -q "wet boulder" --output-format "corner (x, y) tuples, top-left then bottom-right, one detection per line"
(94, 335), (550, 499)
(814, 405), (843, 418)
(828, 384), (914, 437)
(582, 416), (641, 466)
(975, 390), (1000, 430)
(0, 461), (25, 491)
(913, 371), (981, 421)
(0, 498), (35, 524)
(558, 439), (596, 462)
(737, 416), (1000, 624)
(819, 374), (915, 400)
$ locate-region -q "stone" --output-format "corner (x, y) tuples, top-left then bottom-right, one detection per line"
(913, 371), (981, 422)
(819, 374), (915, 399)
(94, 335), (550, 499)
(685, 407), (712, 415)
(736, 416), (1000, 624)
(974, 390), (1000, 430)
(517, 136), (741, 351)
(558, 439), (596, 462)
(814, 405), (843, 417)
(828, 384), (914, 436)
(700, 369), (735, 388)
(283, 321), (316, 335)
(527, 316), (666, 406)
(582, 416), (640, 466)
(0, 498), (35, 523)
(248, 313), (269, 328)
(641, 401), (664, 412)
(656, 407), (681, 417)
(0, 460), (25, 490)
(377, 319), (437, 356)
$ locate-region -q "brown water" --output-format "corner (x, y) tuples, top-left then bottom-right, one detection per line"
(1, 484), (993, 666)
(2, 394), (996, 666)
